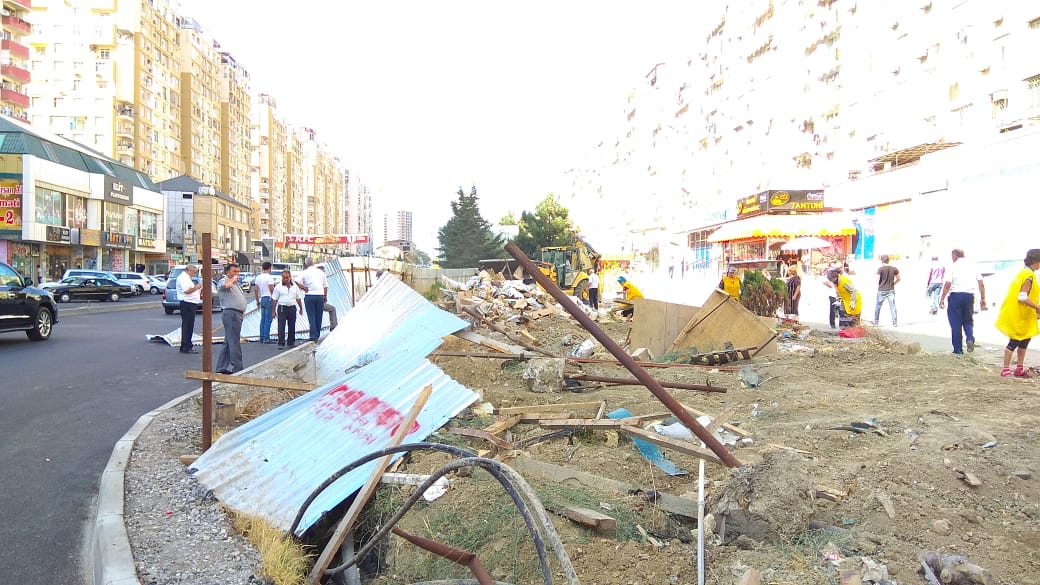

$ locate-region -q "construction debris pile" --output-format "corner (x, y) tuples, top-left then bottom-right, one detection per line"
(127, 253), (1039, 585)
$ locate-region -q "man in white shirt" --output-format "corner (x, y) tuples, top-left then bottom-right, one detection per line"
(272, 269), (304, 349)
(587, 268), (600, 311)
(252, 262), (277, 344)
(939, 248), (987, 354)
(175, 265), (203, 354)
(295, 257), (329, 342)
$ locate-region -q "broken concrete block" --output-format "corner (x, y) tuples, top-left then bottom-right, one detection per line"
(630, 347), (654, 361)
(736, 568), (761, 585)
(1011, 469), (1032, 480)
(522, 358), (566, 393)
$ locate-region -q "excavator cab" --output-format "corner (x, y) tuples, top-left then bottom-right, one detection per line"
(535, 237), (600, 302)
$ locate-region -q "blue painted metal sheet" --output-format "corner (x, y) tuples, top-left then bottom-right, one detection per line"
(313, 272), (469, 383)
(608, 408), (687, 476)
(191, 354), (477, 534)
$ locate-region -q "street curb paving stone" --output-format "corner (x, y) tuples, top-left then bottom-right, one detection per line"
(89, 342), (314, 585)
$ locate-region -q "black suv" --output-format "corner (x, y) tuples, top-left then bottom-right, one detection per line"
(0, 261), (57, 341)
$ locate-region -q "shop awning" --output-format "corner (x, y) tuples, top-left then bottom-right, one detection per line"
(707, 213), (856, 243)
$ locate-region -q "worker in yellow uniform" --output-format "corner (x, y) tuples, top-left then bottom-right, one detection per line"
(718, 266), (741, 300)
(826, 267), (862, 327)
(616, 276), (643, 319)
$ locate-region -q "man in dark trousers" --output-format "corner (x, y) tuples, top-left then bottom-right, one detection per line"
(175, 265), (202, 353)
(873, 255), (901, 327)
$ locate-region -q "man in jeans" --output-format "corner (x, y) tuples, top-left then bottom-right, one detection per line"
(295, 257), (329, 342)
(175, 264), (202, 354)
(925, 256), (945, 315)
(873, 255), (900, 327)
(252, 262), (277, 343)
(939, 249), (987, 354)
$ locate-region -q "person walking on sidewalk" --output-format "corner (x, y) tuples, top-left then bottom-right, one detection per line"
(175, 264), (202, 354)
(215, 263), (247, 375)
(271, 270), (304, 349)
(926, 256), (945, 315)
(995, 249), (1040, 378)
(252, 262), (277, 343)
(295, 257), (329, 342)
(939, 249), (987, 355)
(587, 268), (600, 311)
(873, 255), (901, 326)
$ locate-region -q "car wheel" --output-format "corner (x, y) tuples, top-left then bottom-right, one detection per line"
(26, 308), (53, 341)
(164, 306), (175, 315)
(136, 286), (144, 295)
(58, 292), (72, 303)
(151, 286), (161, 295)
(109, 292), (121, 302)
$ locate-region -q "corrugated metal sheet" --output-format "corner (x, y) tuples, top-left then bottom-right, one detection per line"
(313, 273), (468, 382)
(146, 258), (355, 345)
(190, 292), (477, 534)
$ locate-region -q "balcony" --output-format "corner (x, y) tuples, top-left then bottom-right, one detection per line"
(1, 40), (28, 60)
(116, 106), (134, 120)
(1, 16), (31, 36)
(1, 64), (29, 84)
(0, 87), (27, 108)
(3, 0), (31, 12)
(115, 123), (134, 138)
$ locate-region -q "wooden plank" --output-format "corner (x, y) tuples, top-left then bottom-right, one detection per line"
(512, 456), (698, 518)
(185, 370), (316, 392)
(517, 412), (572, 423)
(483, 415), (521, 435)
(672, 290), (777, 357)
(307, 385), (432, 584)
(496, 401), (602, 415)
(453, 330), (530, 355)
(618, 426), (723, 465)
(430, 351), (529, 360)
(629, 298), (701, 358)
(538, 413), (672, 430)
(446, 427), (513, 450)
(681, 405), (751, 438)
(559, 506), (616, 533)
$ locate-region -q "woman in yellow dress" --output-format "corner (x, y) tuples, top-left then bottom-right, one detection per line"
(996, 249), (1040, 378)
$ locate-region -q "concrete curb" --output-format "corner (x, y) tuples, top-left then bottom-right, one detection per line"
(90, 342), (314, 585)
(61, 300), (163, 317)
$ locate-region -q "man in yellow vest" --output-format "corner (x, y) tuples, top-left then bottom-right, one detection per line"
(827, 267), (862, 327)
(616, 276), (643, 319)
(719, 266), (741, 300)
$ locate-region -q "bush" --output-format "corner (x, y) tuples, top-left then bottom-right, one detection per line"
(740, 270), (786, 317)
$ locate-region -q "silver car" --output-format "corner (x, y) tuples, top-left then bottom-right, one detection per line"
(112, 272), (150, 296)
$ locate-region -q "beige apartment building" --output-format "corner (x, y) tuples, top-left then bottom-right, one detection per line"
(218, 50), (250, 204)
(566, 0), (1040, 260)
(1, 0), (31, 120)
(176, 16), (219, 189)
(251, 93), (289, 243)
(27, 0), (183, 181)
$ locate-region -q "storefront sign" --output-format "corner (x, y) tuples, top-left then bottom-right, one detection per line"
(737, 190), (825, 217)
(138, 238), (156, 249)
(0, 183), (23, 230)
(80, 229), (101, 247)
(103, 176), (134, 206)
(102, 232), (135, 248)
(46, 225), (71, 243)
(284, 233), (370, 246)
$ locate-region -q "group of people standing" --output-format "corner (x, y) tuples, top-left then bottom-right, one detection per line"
(174, 257), (334, 376)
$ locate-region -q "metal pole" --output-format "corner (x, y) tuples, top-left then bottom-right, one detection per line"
(390, 527), (495, 585)
(697, 442), (706, 585)
(201, 233), (213, 451)
(350, 262), (356, 302)
(504, 242), (741, 468)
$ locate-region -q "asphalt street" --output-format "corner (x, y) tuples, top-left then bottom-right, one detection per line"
(0, 301), (284, 584)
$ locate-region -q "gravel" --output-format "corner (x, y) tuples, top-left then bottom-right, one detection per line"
(124, 393), (271, 585)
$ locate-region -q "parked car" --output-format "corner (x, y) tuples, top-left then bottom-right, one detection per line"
(51, 277), (132, 303)
(162, 266), (223, 314)
(239, 272), (254, 293)
(146, 275), (166, 295)
(0, 261), (57, 341)
(43, 269), (140, 295)
(112, 272), (151, 295)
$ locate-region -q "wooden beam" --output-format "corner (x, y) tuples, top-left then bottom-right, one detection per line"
(496, 401), (602, 415)
(559, 506), (616, 533)
(430, 351), (529, 360)
(307, 386), (432, 584)
(536, 413), (671, 430)
(618, 427), (723, 465)
(454, 330), (530, 355)
(185, 370), (316, 392)
(517, 412), (572, 423)
(446, 427), (513, 451)
(512, 456), (698, 518)
(483, 415), (521, 435)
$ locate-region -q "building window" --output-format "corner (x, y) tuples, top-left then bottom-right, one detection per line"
(98, 49), (111, 60)
(1028, 75), (1040, 110)
(140, 211), (158, 240)
(103, 202), (126, 233)
(34, 188), (64, 226)
(66, 196), (87, 229)
(125, 208), (139, 236)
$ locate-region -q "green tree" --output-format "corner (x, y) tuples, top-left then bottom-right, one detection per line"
(499, 211), (518, 226)
(436, 185), (504, 268)
(514, 193), (575, 258)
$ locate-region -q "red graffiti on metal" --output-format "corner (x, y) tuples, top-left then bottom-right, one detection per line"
(313, 384), (420, 444)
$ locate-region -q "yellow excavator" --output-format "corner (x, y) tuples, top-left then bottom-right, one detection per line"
(534, 236), (601, 302)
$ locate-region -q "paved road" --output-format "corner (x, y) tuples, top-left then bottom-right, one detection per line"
(0, 303), (283, 584)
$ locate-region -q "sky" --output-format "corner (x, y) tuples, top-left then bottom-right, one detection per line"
(179, 1), (714, 252)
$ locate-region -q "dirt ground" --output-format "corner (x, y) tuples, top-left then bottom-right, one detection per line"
(181, 310), (1040, 584)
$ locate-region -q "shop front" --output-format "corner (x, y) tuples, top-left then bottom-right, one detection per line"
(708, 189), (857, 275)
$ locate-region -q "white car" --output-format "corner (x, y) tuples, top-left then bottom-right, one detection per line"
(112, 272), (151, 296)
(145, 275), (166, 295)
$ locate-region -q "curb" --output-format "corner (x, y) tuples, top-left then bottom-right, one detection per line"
(90, 342), (314, 585)
(61, 300), (163, 317)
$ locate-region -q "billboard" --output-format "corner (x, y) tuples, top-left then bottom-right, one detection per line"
(0, 183), (23, 230)
(284, 234), (370, 246)
(736, 189), (825, 217)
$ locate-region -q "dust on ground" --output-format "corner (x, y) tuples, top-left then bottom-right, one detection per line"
(143, 311), (1040, 585)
